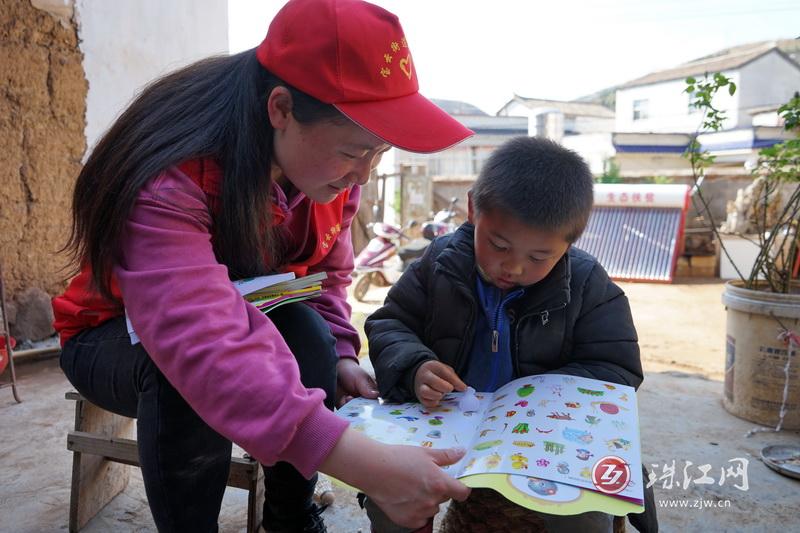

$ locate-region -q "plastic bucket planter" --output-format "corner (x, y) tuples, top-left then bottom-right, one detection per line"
(0, 335), (16, 374)
(721, 281), (800, 429)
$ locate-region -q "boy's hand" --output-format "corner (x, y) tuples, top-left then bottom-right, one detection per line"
(336, 358), (379, 407)
(414, 360), (467, 407)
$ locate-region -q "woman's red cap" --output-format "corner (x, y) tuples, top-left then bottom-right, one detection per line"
(256, 0), (474, 153)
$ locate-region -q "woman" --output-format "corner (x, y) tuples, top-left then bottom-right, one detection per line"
(53, 0), (473, 531)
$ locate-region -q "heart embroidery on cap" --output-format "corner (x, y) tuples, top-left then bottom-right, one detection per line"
(399, 55), (412, 79)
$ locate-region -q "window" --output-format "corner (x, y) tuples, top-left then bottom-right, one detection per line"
(687, 90), (698, 114)
(632, 99), (649, 121)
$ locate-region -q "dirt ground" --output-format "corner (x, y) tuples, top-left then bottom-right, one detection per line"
(1, 278), (798, 532)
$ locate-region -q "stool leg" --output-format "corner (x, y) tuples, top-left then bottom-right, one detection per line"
(69, 449), (82, 532)
(247, 467), (265, 533)
(67, 397), (134, 531)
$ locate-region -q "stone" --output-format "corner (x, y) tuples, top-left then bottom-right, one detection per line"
(1, 300), (17, 328)
(9, 287), (54, 341)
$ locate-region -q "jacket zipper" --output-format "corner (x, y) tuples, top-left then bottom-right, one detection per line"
(492, 291), (503, 353)
(489, 287), (524, 389)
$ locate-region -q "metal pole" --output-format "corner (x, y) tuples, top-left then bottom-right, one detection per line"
(0, 261), (22, 403)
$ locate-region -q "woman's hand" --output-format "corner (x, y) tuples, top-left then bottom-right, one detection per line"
(414, 360), (467, 408)
(336, 357), (378, 406)
(320, 428), (471, 529)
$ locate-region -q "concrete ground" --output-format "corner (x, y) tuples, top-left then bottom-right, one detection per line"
(1, 279), (798, 532)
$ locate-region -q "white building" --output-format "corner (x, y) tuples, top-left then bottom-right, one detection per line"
(383, 99), (528, 177)
(495, 95), (617, 174)
(612, 39), (800, 179)
(497, 95), (615, 139)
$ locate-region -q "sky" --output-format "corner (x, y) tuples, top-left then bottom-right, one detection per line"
(228, 0), (800, 114)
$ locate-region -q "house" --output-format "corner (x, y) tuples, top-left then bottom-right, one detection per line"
(495, 95), (617, 174)
(497, 95), (615, 139)
(613, 39), (800, 179)
(374, 99), (528, 229)
(385, 98), (528, 177)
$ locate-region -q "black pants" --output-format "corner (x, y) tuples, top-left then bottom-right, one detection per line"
(60, 304), (338, 532)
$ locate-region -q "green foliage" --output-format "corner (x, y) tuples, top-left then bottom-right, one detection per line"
(683, 75), (799, 293)
(648, 175), (672, 185)
(597, 158), (623, 183)
(684, 74), (735, 131)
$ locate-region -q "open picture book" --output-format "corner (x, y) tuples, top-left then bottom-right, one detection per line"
(337, 373), (644, 516)
(126, 271), (327, 344)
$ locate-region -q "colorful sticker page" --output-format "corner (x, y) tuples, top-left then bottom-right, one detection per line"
(337, 373), (643, 512)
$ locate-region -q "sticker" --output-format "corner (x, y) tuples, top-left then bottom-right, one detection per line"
(510, 453), (529, 470)
(484, 452), (502, 470)
(562, 427), (593, 444)
(428, 416), (443, 426)
(543, 441), (565, 455)
(473, 439), (503, 451)
(512, 423), (530, 434)
(517, 384), (535, 397)
(591, 401), (628, 415)
(527, 477), (558, 496)
(575, 449), (594, 461)
(606, 437), (632, 451)
(584, 415), (601, 426)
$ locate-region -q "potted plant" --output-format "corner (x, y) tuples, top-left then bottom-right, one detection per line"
(684, 75), (799, 430)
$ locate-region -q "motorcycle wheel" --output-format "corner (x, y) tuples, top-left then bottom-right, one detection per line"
(353, 272), (372, 302)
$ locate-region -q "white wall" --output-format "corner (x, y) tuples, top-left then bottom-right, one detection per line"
(615, 74), (740, 133)
(738, 52), (800, 117)
(570, 115), (615, 135)
(77, 0), (229, 154)
(561, 133), (615, 175)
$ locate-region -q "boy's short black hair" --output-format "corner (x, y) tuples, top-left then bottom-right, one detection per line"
(471, 136), (594, 243)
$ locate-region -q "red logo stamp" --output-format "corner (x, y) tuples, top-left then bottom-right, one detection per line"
(591, 455), (631, 494)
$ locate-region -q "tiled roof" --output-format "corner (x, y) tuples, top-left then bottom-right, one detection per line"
(620, 38), (800, 89)
(431, 98), (488, 116)
(503, 95), (615, 118)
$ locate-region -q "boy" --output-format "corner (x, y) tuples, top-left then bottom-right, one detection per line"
(364, 137), (656, 532)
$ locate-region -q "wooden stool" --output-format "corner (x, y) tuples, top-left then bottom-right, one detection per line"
(65, 391), (264, 532)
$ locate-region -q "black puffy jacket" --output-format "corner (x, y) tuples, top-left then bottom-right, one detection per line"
(365, 224), (657, 532)
(366, 223), (643, 403)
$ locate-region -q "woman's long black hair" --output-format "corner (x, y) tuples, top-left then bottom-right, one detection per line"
(64, 49), (342, 302)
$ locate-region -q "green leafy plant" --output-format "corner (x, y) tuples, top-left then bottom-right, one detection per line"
(597, 158), (623, 184)
(648, 175), (672, 185)
(684, 76), (799, 293)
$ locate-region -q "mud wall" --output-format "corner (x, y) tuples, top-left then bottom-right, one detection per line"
(0, 0), (86, 300)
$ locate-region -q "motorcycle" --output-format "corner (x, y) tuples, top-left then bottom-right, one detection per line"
(352, 198), (461, 302)
(421, 197), (459, 240)
(352, 219), (429, 302)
